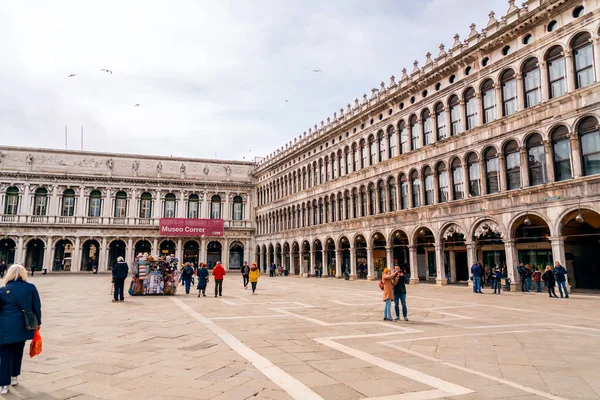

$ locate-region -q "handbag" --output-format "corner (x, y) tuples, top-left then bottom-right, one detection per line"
(6, 290), (39, 331)
(378, 280), (384, 290)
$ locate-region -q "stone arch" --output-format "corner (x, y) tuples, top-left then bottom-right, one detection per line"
(508, 211), (554, 238)
(438, 221), (467, 243)
(555, 204), (600, 236)
(521, 130), (547, 147)
(469, 217), (507, 240)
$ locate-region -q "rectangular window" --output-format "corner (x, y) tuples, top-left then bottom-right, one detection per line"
(353, 196), (358, 218)
(412, 182), (420, 208)
(188, 202), (199, 218)
(164, 201), (176, 218)
(34, 196), (47, 216)
(400, 127), (409, 153)
(211, 203), (221, 219)
(502, 79), (517, 116)
(379, 139), (386, 161)
(436, 112), (446, 140)
(575, 45), (595, 88)
(482, 90), (496, 123)
(469, 163), (480, 197)
(506, 153), (521, 190)
(425, 176), (434, 205)
(400, 182), (409, 209)
(115, 199), (127, 218)
(524, 69), (541, 108)
(389, 186), (396, 212)
(486, 158), (500, 194)
(529, 146), (547, 186)
(466, 98), (477, 130)
(140, 200), (152, 218)
(389, 134), (397, 158)
(553, 139), (572, 181)
(453, 168), (464, 200)
(5, 195), (19, 215)
(423, 118), (433, 145)
(438, 171), (448, 203)
(62, 197), (75, 217)
(450, 106), (461, 135)
(346, 153), (352, 174)
(548, 58), (567, 98)
(88, 198), (101, 217)
(370, 142), (377, 164)
(411, 124), (420, 150)
(581, 132), (600, 176)
(353, 150), (359, 171)
(361, 147), (367, 169)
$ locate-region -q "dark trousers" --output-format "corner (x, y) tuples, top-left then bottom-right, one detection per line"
(0, 342), (25, 386)
(251, 282), (257, 293)
(243, 275), (249, 287)
(269, 270), (274, 277)
(184, 278), (192, 294)
(215, 279), (223, 296)
(548, 285), (557, 297)
(113, 278), (125, 301)
(394, 293), (407, 319)
(493, 280), (501, 293)
(520, 277), (527, 292)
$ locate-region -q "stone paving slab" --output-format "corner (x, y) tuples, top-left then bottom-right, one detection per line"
(3, 274), (600, 400)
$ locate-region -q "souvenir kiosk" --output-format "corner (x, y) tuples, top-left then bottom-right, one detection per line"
(129, 253), (180, 296)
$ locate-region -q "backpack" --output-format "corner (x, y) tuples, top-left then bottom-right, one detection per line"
(378, 280), (384, 290)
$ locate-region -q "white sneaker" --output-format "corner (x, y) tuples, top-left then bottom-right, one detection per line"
(0, 386), (8, 395)
(11, 377), (17, 386)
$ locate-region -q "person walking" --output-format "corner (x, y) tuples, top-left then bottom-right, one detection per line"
(212, 262), (226, 297)
(392, 265), (410, 321)
(553, 261), (569, 298)
(492, 266), (502, 294)
(471, 261), (483, 294)
(197, 263), (209, 297)
(0, 262), (6, 279)
(543, 265), (559, 298)
(0, 264), (42, 395)
(249, 262), (260, 294)
(181, 263), (194, 294)
(533, 267), (542, 293)
(269, 263), (275, 278)
(381, 268), (394, 321)
(30, 263), (37, 277)
(111, 256), (129, 302)
(241, 261), (250, 289)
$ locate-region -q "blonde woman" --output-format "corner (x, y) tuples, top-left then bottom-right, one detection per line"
(542, 265), (558, 298)
(381, 268), (394, 321)
(0, 265), (42, 395)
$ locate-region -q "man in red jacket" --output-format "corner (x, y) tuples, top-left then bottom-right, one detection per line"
(212, 262), (226, 297)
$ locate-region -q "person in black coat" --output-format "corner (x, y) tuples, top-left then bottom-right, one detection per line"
(0, 262), (6, 278)
(241, 261), (250, 289)
(0, 264), (42, 395)
(111, 257), (129, 302)
(542, 265), (558, 298)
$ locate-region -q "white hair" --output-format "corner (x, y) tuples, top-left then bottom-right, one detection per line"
(4, 264), (28, 285)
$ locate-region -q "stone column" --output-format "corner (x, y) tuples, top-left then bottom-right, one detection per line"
(200, 237), (206, 264)
(152, 191), (161, 219)
(478, 159), (488, 195)
(49, 242), (56, 274)
(564, 50), (575, 93)
(50, 185), (59, 219)
(103, 188), (111, 222)
(223, 238), (229, 270)
(495, 84), (503, 119)
(298, 248), (304, 276)
(419, 172), (426, 208)
(459, 100), (467, 133)
(366, 246), (375, 280)
(497, 153), (507, 192)
(570, 134), (583, 178)
(543, 140), (555, 183)
(43, 236), (53, 272)
(432, 173), (440, 204)
(462, 161), (470, 197)
(408, 245), (419, 284)
(127, 237), (134, 265)
(449, 250), (456, 283)
(349, 247), (357, 279)
(475, 92), (483, 127)
(516, 73), (525, 111)
(386, 246), (394, 270)
(101, 237), (108, 271)
(444, 107), (452, 139)
(153, 238), (159, 256)
(73, 237), (81, 272)
(308, 250), (315, 277)
(78, 186), (86, 219)
(16, 236), (24, 264)
(224, 194), (230, 220)
(176, 238), (183, 264)
(594, 37), (600, 85)
(435, 244), (447, 285)
(21, 185), (30, 217)
(335, 249), (342, 279)
(178, 192), (186, 218)
(504, 239), (519, 291)
(321, 248), (326, 275)
(520, 147), (530, 188)
(550, 236), (570, 289)
(259, 245), (265, 272)
(407, 178), (414, 208)
(466, 242), (476, 287)
(375, 185), (381, 214)
(129, 189), (138, 220)
(539, 61), (548, 102)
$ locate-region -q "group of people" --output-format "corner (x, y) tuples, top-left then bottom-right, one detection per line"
(381, 266), (410, 321)
(180, 261), (261, 297)
(268, 263), (285, 277)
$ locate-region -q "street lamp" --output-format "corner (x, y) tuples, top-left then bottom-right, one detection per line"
(575, 196), (585, 223)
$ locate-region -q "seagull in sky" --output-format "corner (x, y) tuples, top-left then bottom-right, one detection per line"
(100, 69), (113, 74)
(68, 74), (76, 77)
(312, 69), (322, 72)
(134, 104), (140, 107)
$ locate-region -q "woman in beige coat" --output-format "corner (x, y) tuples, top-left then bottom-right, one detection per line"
(382, 268), (394, 321)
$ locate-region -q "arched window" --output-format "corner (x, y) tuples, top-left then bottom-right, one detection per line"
(467, 153), (480, 197)
(164, 193), (176, 218)
(501, 69), (517, 116)
(322, 158), (328, 182)
(399, 121), (409, 154)
(337, 151), (343, 178)
(377, 181), (386, 213)
(464, 88), (477, 130)
(399, 174), (409, 209)
(360, 187), (367, 217)
(449, 95), (461, 135)
(572, 32), (595, 89)
(437, 163), (448, 203)
(114, 191), (127, 218)
(187, 194), (199, 218)
(424, 167), (434, 205)
(388, 177), (397, 212)
(504, 141), (521, 190)
(88, 190), (102, 217)
(410, 171), (421, 207)
(527, 133), (547, 186)
(33, 188), (48, 216)
(579, 117), (600, 176)
(331, 154), (337, 179)
(352, 189), (359, 218)
(547, 46), (567, 98)
(368, 136), (376, 165)
(422, 109), (433, 145)
(61, 189), (76, 217)
(523, 58), (541, 108)
(360, 140), (368, 169)
(139, 192), (153, 219)
(344, 192), (350, 219)
(551, 126), (572, 181)
(388, 127), (397, 158)
(573, 5), (585, 18)
(338, 194), (343, 221)
(331, 196), (336, 222)
(451, 159), (464, 200)
(368, 183), (376, 215)
(378, 131), (386, 162)
(210, 195), (221, 219)
(481, 79), (496, 123)
(324, 197), (329, 223)
(4, 187), (19, 215)
(410, 115), (420, 150)
(435, 103), (446, 140)
(352, 144), (358, 172)
(232, 196), (243, 220)
(484, 148), (500, 194)
(302, 168), (307, 190)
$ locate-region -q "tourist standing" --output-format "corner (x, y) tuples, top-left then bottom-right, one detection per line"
(249, 262), (260, 294)
(543, 265), (558, 298)
(517, 262), (528, 292)
(525, 264), (533, 292)
(111, 256), (128, 302)
(269, 263), (275, 278)
(0, 261), (6, 278)
(181, 263), (194, 294)
(241, 261), (250, 289)
(492, 266), (502, 294)
(30, 263), (37, 277)
(533, 268), (542, 292)
(554, 261), (569, 298)
(381, 268), (394, 321)
(197, 263), (209, 297)
(471, 262), (483, 294)
(392, 265), (410, 321)
(0, 264), (42, 395)
(212, 262), (226, 297)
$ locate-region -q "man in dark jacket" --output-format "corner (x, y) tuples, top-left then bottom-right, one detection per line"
(517, 262), (528, 292)
(471, 262), (483, 294)
(181, 263), (194, 294)
(553, 261), (569, 298)
(392, 265), (410, 321)
(111, 257), (129, 302)
(241, 261), (250, 289)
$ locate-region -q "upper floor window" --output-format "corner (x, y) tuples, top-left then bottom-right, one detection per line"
(527, 133), (547, 186)
(4, 187), (19, 215)
(422, 109), (433, 145)
(547, 20), (558, 32)
(352, 144), (359, 172)
(551, 126), (572, 181)
(232, 196), (243, 220)
(388, 127), (397, 158)
(579, 116), (600, 176)
(410, 115), (420, 150)
(449, 95), (461, 136)
(467, 153), (480, 197)
(360, 140), (368, 169)
(437, 163), (448, 203)
(352, 190), (359, 218)
(360, 188), (367, 217)
(164, 193), (176, 218)
(501, 69), (517, 116)
(388, 178), (397, 212)
(114, 191), (127, 218)
(464, 88), (477, 130)
(410, 171), (421, 208)
(573, 6), (585, 18)
(377, 181), (386, 214)
(324, 157), (330, 181)
(319, 160), (325, 184)
(88, 190), (102, 217)
(187, 194), (199, 218)
(61, 189), (75, 217)
(378, 132), (386, 162)
(523, 58), (541, 108)
(572, 33), (595, 89)
(435, 103), (446, 140)
(368, 184), (375, 216)
(523, 34), (533, 45)
(139, 192), (153, 219)
(504, 141), (521, 190)
(484, 148), (500, 194)
(424, 167), (434, 206)
(451, 158), (464, 200)
(369, 136), (377, 165)
(210, 195), (221, 219)
(399, 121), (409, 154)
(400, 174), (409, 210)
(547, 46), (567, 98)
(481, 79), (496, 123)
(33, 188), (48, 216)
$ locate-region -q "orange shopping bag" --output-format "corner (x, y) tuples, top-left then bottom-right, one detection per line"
(30, 328), (42, 358)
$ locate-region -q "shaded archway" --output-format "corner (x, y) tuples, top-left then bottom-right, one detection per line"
(275, 243), (282, 267)
(81, 239), (100, 271)
(325, 238), (335, 276)
(109, 240), (126, 270)
(268, 244), (275, 267)
(53, 239), (73, 271)
(0, 238), (16, 266)
(313, 239), (323, 276)
(159, 240), (176, 257)
(513, 214), (551, 270)
(301, 240), (311, 276)
(134, 240), (152, 256)
(339, 236), (351, 276)
(473, 219), (506, 276)
(261, 245), (268, 272)
(184, 240), (200, 265)
(371, 232), (387, 279)
(415, 227), (435, 281)
(390, 230), (409, 274)
(561, 209), (600, 289)
(283, 242), (290, 272)
(207, 241), (222, 269)
(292, 241), (300, 275)
(441, 225), (468, 283)
(229, 241), (244, 270)
(354, 234), (367, 279)
(25, 239), (45, 271)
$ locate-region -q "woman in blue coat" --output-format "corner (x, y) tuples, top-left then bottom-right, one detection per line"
(196, 263), (209, 297)
(0, 264), (42, 395)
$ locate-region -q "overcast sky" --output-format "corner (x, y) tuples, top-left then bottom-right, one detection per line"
(0, 0), (509, 161)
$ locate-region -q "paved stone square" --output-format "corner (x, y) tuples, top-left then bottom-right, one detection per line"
(6, 274), (600, 400)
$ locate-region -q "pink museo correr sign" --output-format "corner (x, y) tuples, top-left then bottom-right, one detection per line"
(159, 218), (224, 236)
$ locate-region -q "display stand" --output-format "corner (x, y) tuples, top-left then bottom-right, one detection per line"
(128, 253), (180, 296)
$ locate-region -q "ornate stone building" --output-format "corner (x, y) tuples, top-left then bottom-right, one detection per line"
(253, 0), (600, 290)
(0, 147), (254, 272)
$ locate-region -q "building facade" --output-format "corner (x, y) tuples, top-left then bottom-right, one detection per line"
(0, 147), (254, 272)
(253, 0), (600, 290)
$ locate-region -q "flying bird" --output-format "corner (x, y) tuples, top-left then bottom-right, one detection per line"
(312, 69), (322, 72)
(68, 74), (76, 77)
(285, 100), (288, 103)
(100, 69), (113, 74)
(134, 104), (140, 107)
